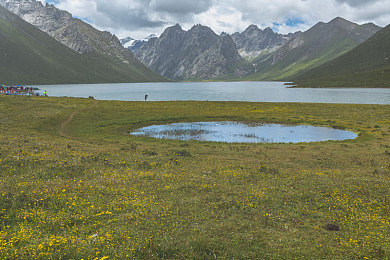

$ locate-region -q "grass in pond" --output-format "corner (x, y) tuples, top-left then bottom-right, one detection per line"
(157, 129), (213, 138)
(0, 95), (389, 259)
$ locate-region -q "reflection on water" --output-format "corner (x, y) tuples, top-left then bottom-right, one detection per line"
(131, 122), (358, 143)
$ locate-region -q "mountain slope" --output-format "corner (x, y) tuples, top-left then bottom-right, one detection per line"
(0, 0), (166, 83)
(231, 25), (300, 60)
(0, 6), (164, 85)
(292, 24), (390, 88)
(245, 17), (381, 81)
(134, 24), (254, 81)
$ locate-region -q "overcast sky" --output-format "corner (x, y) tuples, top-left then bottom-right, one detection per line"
(40, 0), (390, 39)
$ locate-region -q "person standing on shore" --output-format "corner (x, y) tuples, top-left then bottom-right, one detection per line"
(145, 94), (148, 101)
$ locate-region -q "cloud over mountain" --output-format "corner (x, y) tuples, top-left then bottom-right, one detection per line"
(41, 0), (390, 38)
(335, 0), (381, 7)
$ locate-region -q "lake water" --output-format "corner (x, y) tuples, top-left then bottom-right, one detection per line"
(130, 122), (358, 143)
(34, 82), (390, 104)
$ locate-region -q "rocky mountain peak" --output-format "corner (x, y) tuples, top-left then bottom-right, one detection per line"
(134, 25), (254, 80)
(330, 16), (350, 23)
(231, 24), (298, 60)
(161, 23), (184, 36)
(306, 17), (380, 41)
(171, 23), (182, 31)
(0, 0), (90, 53)
(159, 24), (186, 47)
(244, 24), (260, 33)
(328, 16), (358, 31)
(360, 22), (382, 32)
(188, 24), (218, 42)
(189, 24), (215, 34)
(264, 27), (274, 34)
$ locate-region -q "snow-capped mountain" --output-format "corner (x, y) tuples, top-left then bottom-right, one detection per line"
(119, 37), (134, 46)
(120, 34), (157, 52)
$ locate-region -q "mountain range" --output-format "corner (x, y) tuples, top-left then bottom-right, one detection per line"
(231, 25), (301, 60)
(245, 17), (382, 81)
(122, 18), (382, 84)
(293, 24), (390, 88)
(133, 24), (254, 81)
(0, 0), (166, 84)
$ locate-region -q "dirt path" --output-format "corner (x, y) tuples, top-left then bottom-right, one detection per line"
(58, 100), (98, 138)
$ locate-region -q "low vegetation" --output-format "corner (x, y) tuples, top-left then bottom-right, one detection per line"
(293, 25), (390, 88)
(0, 96), (389, 259)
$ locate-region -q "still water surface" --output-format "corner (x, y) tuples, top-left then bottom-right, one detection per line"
(130, 122), (358, 143)
(34, 82), (390, 104)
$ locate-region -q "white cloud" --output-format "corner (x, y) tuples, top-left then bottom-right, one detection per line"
(38, 0), (390, 39)
(193, 6), (248, 34)
(335, 0), (382, 7)
(149, 0), (212, 15)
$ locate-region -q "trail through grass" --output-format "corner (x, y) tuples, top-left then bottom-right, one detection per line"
(58, 100), (98, 138)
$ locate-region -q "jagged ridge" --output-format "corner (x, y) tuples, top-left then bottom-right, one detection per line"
(231, 25), (301, 60)
(134, 24), (254, 80)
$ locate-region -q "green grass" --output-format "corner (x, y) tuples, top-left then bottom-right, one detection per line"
(243, 20), (381, 83)
(1, 95), (390, 259)
(245, 35), (361, 82)
(293, 25), (390, 88)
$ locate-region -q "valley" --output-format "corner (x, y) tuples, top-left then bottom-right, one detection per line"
(1, 0), (389, 87)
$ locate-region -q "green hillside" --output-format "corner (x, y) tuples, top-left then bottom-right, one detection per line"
(293, 24), (390, 88)
(244, 18), (381, 81)
(0, 6), (166, 85)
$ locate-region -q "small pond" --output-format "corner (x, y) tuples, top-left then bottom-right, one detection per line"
(130, 122), (358, 143)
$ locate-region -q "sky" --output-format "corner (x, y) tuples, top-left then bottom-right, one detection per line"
(39, 0), (390, 39)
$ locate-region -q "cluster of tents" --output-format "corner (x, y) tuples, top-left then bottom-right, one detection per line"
(0, 84), (37, 95)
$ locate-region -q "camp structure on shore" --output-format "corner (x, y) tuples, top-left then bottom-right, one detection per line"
(0, 85), (36, 95)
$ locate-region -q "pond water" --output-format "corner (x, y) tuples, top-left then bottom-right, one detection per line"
(34, 81), (390, 104)
(130, 122), (358, 143)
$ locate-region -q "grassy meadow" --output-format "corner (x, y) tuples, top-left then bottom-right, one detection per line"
(0, 95), (389, 259)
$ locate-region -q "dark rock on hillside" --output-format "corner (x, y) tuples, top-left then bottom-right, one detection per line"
(231, 25), (300, 60)
(134, 24), (254, 80)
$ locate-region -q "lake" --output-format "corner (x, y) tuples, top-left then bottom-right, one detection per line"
(130, 122), (358, 143)
(34, 82), (390, 104)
